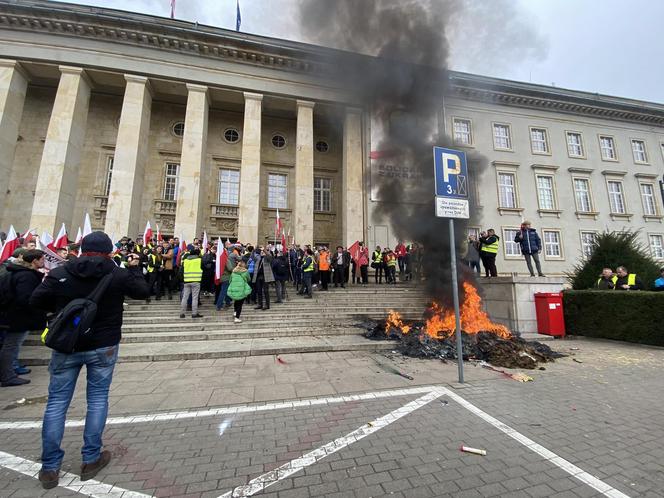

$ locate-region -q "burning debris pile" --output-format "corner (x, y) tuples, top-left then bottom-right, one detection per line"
(363, 283), (563, 370)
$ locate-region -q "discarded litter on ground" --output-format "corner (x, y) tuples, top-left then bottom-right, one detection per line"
(460, 445), (487, 456)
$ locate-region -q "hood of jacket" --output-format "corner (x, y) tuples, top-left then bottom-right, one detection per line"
(7, 260), (41, 275)
(233, 266), (247, 274)
(64, 255), (116, 279)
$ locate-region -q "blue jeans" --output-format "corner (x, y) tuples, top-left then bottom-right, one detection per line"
(215, 280), (231, 309)
(41, 345), (119, 471)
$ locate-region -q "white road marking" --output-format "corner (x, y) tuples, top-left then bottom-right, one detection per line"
(0, 450), (151, 497)
(218, 388), (446, 497)
(439, 386), (631, 498)
(0, 385), (439, 430)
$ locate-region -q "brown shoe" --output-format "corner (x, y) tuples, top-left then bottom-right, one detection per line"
(38, 469), (59, 489)
(80, 450), (111, 481)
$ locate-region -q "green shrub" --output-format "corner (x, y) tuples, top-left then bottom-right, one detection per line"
(563, 290), (664, 346)
(568, 231), (661, 290)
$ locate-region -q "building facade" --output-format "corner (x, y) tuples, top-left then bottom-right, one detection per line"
(1, 1), (663, 276)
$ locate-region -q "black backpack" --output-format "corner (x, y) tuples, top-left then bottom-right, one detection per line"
(0, 265), (14, 309)
(41, 271), (114, 354)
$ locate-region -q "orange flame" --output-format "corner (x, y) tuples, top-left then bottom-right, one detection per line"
(385, 282), (511, 339)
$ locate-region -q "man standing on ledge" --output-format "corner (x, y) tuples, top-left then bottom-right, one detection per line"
(30, 231), (149, 489)
(514, 221), (545, 277)
(479, 229), (500, 278)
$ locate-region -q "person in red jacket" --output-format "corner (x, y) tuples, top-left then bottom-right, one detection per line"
(395, 241), (407, 278)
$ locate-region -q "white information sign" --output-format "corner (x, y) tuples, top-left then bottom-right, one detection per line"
(435, 196), (469, 219)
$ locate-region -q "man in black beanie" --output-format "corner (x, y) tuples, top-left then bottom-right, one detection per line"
(30, 231), (149, 489)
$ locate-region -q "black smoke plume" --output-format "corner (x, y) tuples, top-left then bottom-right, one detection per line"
(297, 0), (487, 304)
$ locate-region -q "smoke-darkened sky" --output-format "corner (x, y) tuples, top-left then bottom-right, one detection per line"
(49, 0), (664, 104)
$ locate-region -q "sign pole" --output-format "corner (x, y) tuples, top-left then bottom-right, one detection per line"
(449, 218), (464, 383)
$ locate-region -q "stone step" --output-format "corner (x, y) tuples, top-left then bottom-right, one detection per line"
(19, 335), (394, 365)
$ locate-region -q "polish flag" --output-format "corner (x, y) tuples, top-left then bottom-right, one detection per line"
(156, 224), (163, 243)
(143, 221), (153, 245)
(40, 231), (54, 248)
(82, 213), (92, 238)
(214, 237), (227, 285)
(276, 208), (283, 235)
(281, 228), (287, 251)
(74, 227), (83, 244)
(202, 231), (208, 254)
(0, 226), (19, 263)
(177, 235), (186, 266)
(348, 240), (361, 262)
(51, 223), (68, 250)
(22, 228), (36, 245)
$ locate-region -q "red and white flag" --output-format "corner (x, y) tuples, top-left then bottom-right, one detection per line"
(51, 222), (68, 250)
(348, 240), (361, 262)
(281, 228), (287, 250)
(177, 234), (186, 266)
(82, 213), (92, 238)
(0, 226), (19, 263)
(214, 237), (227, 285)
(74, 227), (83, 244)
(143, 221), (153, 245)
(156, 224), (163, 243)
(276, 208), (283, 234)
(202, 231), (208, 253)
(40, 231), (54, 248)
(22, 228), (36, 246)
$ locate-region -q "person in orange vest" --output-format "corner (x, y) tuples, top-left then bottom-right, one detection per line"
(318, 246), (331, 291)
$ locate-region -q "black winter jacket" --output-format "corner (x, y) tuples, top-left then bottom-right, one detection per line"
(30, 255), (149, 351)
(6, 262), (47, 331)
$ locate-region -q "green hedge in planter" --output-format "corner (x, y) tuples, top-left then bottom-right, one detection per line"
(563, 290), (664, 346)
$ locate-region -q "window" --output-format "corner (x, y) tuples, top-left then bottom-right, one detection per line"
(267, 173), (288, 208)
(172, 121), (185, 137)
(580, 231), (597, 258)
(607, 180), (626, 214)
(315, 141), (329, 153)
(271, 134), (286, 149)
(467, 227), (480, 239)
(573, 178), (593, 213)
(218, 169), (240, 205)
(163, 163), (179, 201)
(492, 123), (511, 150)
(566, 132), (584, 157)
(631, 139), (648, 163)
(530, 128), (549, 153)
(104, 156), (114, 197)
(502, 228), (521, 257)
(313, 177), (332, 212)
(497, 172), (518, 208)
(536, 175), (556, 210)
(543, 230), (563, 259)
(599, 135), (617, 160)
(223, 128), (240, 143)
(650, 234), (664, 259)
(453, 118), (472, 145)
(640, 183), (658, 216)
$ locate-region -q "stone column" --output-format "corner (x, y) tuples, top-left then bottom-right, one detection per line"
(30, 66), (91, 234)
(104, 75), (152, 238)
(294, 100), (315, 245)
(0, 60), (28, 219)
(342, 108), (365, 246)
(237, 92), (263, 244)
(174, 84), (209, 240)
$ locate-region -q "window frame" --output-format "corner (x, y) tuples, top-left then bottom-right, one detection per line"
(171, 121), (185, 138)
(162, 162), (180, 201)
(606, 179), (627, 214)
(315, 140), (330, 154)
(639, 182), (659, 216)
(496, 170), (520, 209)
(313, 176), (333, 213)
(466, 227), (481, 240)
(452, 117), (474, 146)
(217, 168), (241, 206)
(535, 174), (558, 211)
(267, 172), (288, 209)
(271, 133), (287, 150)
(501, 227), (523, 259)
(492, 122), (513, 151)
(579, 230), (598, 259)
(630, 138), (649, 164)
(565, 131), (585, 158)
(529, 126), (551, 155)
(598, 134), (618, 161)
(223, 127), (241, 144)
(571, 176), (595, 214)
(648, 233), (664, 259)
(542, 229), (564, 260)
(103, 155), (114, 197)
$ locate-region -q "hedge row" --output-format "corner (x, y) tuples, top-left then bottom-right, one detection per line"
(563, 290), (664, 347)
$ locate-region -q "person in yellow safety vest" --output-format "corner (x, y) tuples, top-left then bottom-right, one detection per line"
(385, 250), (398, 285)
(301, 248), (315, 298)
(595, 268), (616, 290)
(479, 229), (500, 278)
(614, 266), (644, 291)
(372, 245), (384, 284)
(145, 247), (164, 303)
(179, 248), (203, 319)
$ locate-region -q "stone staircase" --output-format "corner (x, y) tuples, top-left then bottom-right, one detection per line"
(20, 284), (430, 364)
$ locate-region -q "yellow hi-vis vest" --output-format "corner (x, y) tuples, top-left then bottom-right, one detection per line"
(147, 254), (156, 273)
(372, 251), (382, 264)
(481, 238), (499, 254)
(182, 257), (203, 283)
(597, 274), (636, 287)
(303, 256), (315, 272)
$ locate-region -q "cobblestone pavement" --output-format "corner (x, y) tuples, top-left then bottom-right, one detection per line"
(1, 337), (663, 497)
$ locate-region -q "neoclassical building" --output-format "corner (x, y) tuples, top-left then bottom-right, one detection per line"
(1, 0), (663, 275)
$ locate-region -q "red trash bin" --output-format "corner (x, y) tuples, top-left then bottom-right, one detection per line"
(534, 292), (565, 337)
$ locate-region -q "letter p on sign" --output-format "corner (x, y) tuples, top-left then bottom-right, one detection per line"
(442, 153), (461, 182)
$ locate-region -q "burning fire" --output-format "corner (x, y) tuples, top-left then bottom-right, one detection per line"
(386, 282), (511, 339)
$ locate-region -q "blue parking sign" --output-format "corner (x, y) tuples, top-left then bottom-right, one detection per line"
(433, 147), (468, 199)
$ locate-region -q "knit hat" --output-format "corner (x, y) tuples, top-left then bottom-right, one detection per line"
(81, 231), (114, 254)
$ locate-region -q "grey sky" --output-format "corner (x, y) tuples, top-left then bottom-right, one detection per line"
(51, 0), (664, 103)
